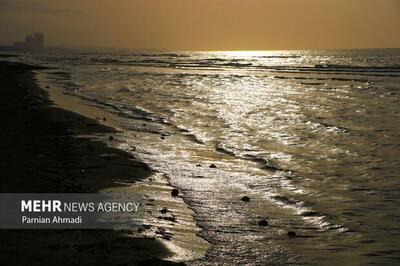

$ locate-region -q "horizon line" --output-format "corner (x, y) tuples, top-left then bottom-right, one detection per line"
(35, 45), (400, 52)
(1, 43), (400, 53)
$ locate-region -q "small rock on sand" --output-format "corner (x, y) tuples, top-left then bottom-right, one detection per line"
(158, 216), (177, 222)
(109, 136), (114, 141)
(241, 196), (250, 202)
(209, 164), (217, 168)
(287, 231), (297, 237)
(103, 117), (107, 121)
(162, 235), (172, 241)
(258, 219), (269, 226)
(160, 207), (168, 214)
(171, 188), (179, 197)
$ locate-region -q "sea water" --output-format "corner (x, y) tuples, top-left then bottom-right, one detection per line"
(8, 49), (400, 264)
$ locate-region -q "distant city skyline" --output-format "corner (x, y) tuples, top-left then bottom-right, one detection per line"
(1, 0), (400, 51)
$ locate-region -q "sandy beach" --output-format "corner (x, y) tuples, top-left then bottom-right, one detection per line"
(0, 61), (207, 265)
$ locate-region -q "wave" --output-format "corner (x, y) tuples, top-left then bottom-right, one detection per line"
(274, 75), (371, 83)
(267, 65), (400, 77)
(71, 94), (169, 125)
(175, 126), (206, 145)
(240, 153), (283, 172)
(62, 54), (400, 79)
(215, 146), (236, 156)
(304, 120), (350, 134)
(257, 55), (302, 59)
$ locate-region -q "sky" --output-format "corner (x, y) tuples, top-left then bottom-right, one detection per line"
(1, 0), (400, 51)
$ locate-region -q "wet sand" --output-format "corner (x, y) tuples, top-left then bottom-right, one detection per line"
(0, 62), (207, 265)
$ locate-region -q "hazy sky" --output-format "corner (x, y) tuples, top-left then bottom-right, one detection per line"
(1, 0), (399, 50)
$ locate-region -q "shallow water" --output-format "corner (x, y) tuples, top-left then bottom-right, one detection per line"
(11, 49), (400, 264)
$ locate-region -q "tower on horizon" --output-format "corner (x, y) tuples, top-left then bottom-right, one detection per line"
(14, 32), (44, 51)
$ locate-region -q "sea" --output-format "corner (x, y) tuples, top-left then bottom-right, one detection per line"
(4, 49), (400, 265)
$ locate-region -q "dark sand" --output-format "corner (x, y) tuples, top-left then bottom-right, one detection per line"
(0, 62), (187, 265)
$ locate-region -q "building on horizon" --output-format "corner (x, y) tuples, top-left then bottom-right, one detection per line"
(13, 33), (44, 51)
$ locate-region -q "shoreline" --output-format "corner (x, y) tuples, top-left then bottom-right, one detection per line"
(35, 70), (122, 131)
(0, 61), (207, 265)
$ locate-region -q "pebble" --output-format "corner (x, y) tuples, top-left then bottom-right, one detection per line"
(103, 117), (107, 121)
(158, 216), (177, 222)
(258, 219), (269, 226)
(209, 164), (217, 168)
(171, 188), (179, 197)
(241, 196), (250, 202)
(287, 231), (297, 237)
(109, 136), (114, 141)
(160, 207), (168, 214)
(162, 235), (172, 241)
